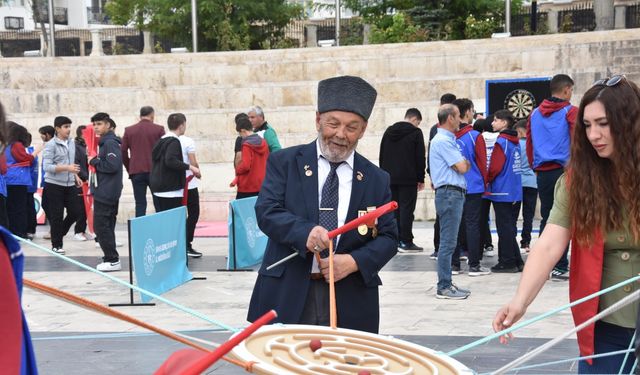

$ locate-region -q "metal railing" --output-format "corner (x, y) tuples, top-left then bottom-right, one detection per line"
(557, 2), (596, 33)
(627, 3), (640, 28)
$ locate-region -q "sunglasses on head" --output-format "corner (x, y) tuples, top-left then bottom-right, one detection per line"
(592, 74), (625, 87)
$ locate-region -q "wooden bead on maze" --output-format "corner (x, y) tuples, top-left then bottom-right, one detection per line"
(309, 339), (322, 352)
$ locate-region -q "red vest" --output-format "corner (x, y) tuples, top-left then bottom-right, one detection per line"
(569, 230), (604, 364)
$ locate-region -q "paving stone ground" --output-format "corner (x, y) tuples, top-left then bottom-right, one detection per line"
(23, 220), (582, 374)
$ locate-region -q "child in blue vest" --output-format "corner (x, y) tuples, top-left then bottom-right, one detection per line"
(486, 110), (523, 273)
(5, 123), (40, 238)
(514, 120), (538, 253)
(26, 135), (41, 240)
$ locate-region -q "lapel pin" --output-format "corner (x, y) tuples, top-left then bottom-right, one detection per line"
(304, 165), (313, 177)
(356, 171), (364, 181)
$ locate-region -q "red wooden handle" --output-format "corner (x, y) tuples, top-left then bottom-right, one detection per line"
(327, 201), (398, 239)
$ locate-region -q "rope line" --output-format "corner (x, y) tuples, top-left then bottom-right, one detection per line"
(447, 274), (640, 357)
(492, 289), (640, 374)
(16, 236), (239, 333)
(619, 331), (636, 375)
(23, 278), (250, 370)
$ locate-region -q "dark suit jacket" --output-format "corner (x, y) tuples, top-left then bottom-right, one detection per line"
(121, 119), (165, 175)
(247, 141), (398, 333)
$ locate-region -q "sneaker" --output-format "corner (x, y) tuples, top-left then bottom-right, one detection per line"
(26, 233), (34, 240)
(52, 247), (65, 255)
(73, 233), (87, 241)
(484, 245), (495, 257)
(468, 265), (492, 276)
(451, 265), (463, 275)
(187, 249), (203, 258)
(116, 241), (124, 247)
(491, 263), (519, 273)
(96, 261), (122, 272)
(452, 283), (471, 294)
(459, 252), (468, 261)
(43, 232), (51, 239)
(429, 251), (438, 260)
(83, 232), (96, 240)
(551, 268), (569, 281)
(436, 285), (470, 300)
(399, 242), (424, 252)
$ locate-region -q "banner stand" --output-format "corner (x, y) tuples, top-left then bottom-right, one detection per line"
(217, 204), (252, 272)
(109, 220), (156, 307)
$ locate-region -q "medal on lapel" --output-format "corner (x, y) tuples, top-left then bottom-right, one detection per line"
(304, 165), (312, 177)
(357, 210), (368, 235)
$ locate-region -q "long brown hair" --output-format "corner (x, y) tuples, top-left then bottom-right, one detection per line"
(568, 78), (640, 246)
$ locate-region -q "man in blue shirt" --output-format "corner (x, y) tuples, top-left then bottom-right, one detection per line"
(428, 104), (471, 299)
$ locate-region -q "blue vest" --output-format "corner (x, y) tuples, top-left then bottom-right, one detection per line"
(5, 144), (31, 186)
(488, 137), (522, 202)
(530, 107), (570, 169)
(0, 172), (6, 197)
(456, 130), (485, 194)
(27, 148), (38, 193)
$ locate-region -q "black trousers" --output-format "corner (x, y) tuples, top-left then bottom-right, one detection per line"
(186, 188), (200, 250)
(480, 199), (494, 248)
(62, 187), (87, 235)
(493, 201), (523, 268)
(537, 169), (569, 270)
(7, 185), (29, 238)
(94, 200), (119, 262)
(0, 195), (9, 229)
(236, 191), (258, 200)
(26, 192), (37, 235)
(45, 184), (80, 249)
(514, 187), (538, 247)
(391, 184), (418, 243)
(156, 196), (183, 212)
(433, 215), (440, 251)
(464, 193), (484, 268)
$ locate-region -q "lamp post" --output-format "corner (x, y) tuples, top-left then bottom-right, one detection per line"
(48, 0), (55, 56)
(191, 0), (198, 52)
(335, 0), (340, 46)
(505, 0), (511, 34)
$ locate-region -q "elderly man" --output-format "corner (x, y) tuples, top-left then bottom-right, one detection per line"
(247, 105), (282, 152)
(247, 76), (398, 334)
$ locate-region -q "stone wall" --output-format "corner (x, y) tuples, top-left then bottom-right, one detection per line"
(2, 29), (639, 222)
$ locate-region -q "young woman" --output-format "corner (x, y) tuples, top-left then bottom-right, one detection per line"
(493, 75), (640, 374)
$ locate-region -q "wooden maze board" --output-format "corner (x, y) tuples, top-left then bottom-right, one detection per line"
(231, 325), (474, 374)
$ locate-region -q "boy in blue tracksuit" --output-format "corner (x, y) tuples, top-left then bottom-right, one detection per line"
(88, 113), (123, 272)
(486, 110), (523, 273)
(514, 120), (537, 253)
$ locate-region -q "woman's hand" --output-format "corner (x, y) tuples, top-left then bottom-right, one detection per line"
(492, 300), (527, 344)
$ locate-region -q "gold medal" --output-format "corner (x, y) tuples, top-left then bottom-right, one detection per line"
(305, 170), (313, 176)
(358, 224), (368, 235)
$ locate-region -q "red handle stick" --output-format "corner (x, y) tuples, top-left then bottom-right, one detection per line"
(180, 310), (277, 375)
(327, 200), (398, 239)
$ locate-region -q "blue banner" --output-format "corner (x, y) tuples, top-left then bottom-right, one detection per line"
(130, 207), (192, 302)
(227, 196), (267, 269)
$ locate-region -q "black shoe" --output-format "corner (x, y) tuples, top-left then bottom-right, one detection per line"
(187, 249), (203, 258)
(399, 242), (424, 252)
(491, 263), (519, 273)
(429, 251), (438, 260)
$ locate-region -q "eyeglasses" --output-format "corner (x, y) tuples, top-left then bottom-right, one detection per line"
(592, 74), (625, 87)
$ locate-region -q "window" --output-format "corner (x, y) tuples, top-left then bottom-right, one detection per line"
(4, 16), (24, 29)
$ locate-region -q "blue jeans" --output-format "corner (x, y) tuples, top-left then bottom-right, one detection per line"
(578, 321), (635, 374)
(435, 187), (465, 290)
(130, 173), (159, 217)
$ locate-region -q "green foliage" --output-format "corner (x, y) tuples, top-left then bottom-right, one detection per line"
(463, 14), (500, 39)
(560, 13), (573, 33)
(369, 12), (428, 44)
(105, 0), (303, 51)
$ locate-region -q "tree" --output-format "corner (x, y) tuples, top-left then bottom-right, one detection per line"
(105, 0), (303, 52)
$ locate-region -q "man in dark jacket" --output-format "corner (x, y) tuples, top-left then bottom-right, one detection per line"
(379, 108), (426, 251)
(150, 113), (200, 212)
(88, 113), (123, 272)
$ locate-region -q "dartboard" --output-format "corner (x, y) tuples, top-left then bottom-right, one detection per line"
(504, 89), (536, 119)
